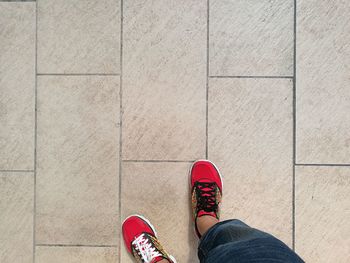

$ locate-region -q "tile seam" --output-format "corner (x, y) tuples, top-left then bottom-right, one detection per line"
(122, 160), (195, 163)
(292, 0), (297, 251)
(0, 170), (34, 173)
(33, 0), (38, 261)
(36, 244), (118, 248)
(37, 73), (120, 76)
(209, 76), (294, 79)
(205, 0), (209, 159)
(118, 0), (124, 261)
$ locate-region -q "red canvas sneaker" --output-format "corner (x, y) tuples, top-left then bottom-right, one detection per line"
(122, 215), (176, 263)
(190, 160), (223, 238)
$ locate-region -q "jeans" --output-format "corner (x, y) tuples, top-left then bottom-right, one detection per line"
(198, 219), (304, 263)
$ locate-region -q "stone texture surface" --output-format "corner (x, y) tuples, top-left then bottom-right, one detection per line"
(1, 1), (350, 262)
(122, 0), (206, 161)
(36, 76), (120, 245)
(208, 78), (293, 246)
(296, 0), (350, 164)
(295, 166), (350, 262)
(37, 0), (120, 74)
(209, 0), (294, 76)
(121, 162), (198, 263)
(0, 173), (33, 263)
(0, 3), (35, 170)
(36, 246), (118, 263)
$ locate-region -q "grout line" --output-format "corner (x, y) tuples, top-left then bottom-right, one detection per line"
(118, 0), (124, 261)
(292, 165), (296, 250)
(0, 170), (34, 173)
(292, 0), (297, 251)
(37, 73), (120, 76)
(36, 244), (118, 248)
(0, 0), (36, 2)
(293, 0), (297, 167)
(209, 75), (294, 79)
(295, 163), (350, 167)
(122, 160), (195, 163)
(205, 0), (209, 160)
(33, 0), (38, 261)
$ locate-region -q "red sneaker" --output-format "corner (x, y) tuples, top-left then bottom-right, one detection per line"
(122, 215), (176, 263)
(190, 160), (223, 238)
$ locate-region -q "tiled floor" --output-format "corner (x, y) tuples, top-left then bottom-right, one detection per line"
(0, 1), (349, 263)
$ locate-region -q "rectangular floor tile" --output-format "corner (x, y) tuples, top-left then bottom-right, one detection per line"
(121, 162), (198, 263)
(36, 246), (118, 263)
(122, 0), (206, 161)
(36, 76), (120, 245)
(37, 0), (120, 74)
(0, 172), (33, 263)
(0, 3), (35, 170)
(295, 166), (350, 262)
(296, 0), (350, 164)
(209, 0), (293, 76)
(208, 78), (293, 245)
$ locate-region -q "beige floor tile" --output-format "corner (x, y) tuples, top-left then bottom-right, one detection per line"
(208, 78), (293, 245)
(0, 3), (35, 170)
(0, 172), (33, 263)
(37, 0), (120, 74)
(209, 0), (294, 76)
(295, 166), (350, 262)
(121, 162), (198, 263)
(122, 0), (206, 161)
(36, 76), (120, 245)
(36, 246), (118, 263)
(296, 1), (350, 164)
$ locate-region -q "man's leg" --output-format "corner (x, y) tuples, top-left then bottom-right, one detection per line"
(196, 215), (219, 236)
(190, 160), (304, 263)
(198, 219), (305, 263)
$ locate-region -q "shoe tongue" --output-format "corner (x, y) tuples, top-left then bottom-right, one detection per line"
(197, 179), (216, 218)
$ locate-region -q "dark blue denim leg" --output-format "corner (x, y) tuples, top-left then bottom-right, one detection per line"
(198, 219), (304, 263)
